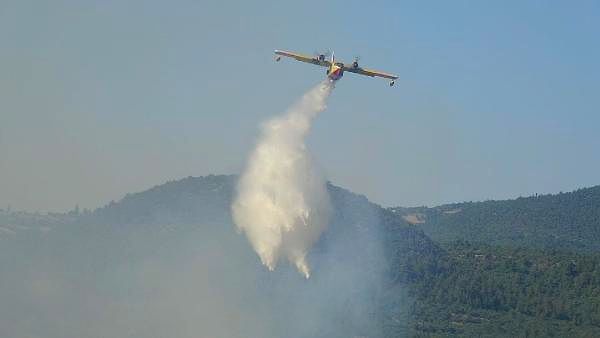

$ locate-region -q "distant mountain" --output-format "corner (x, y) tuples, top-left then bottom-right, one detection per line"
(391, 186), (600, 252)
(0, 209), (75, 239)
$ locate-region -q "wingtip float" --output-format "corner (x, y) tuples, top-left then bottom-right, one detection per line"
(274, 49), (398, 87)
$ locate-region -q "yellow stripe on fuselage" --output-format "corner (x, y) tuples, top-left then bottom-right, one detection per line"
(330, 64), (341, 72)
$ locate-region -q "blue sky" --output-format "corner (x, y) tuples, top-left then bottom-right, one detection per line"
(1, 0), (599, 211)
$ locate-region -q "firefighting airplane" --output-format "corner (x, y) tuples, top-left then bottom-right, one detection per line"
(274, 49), (398, 86)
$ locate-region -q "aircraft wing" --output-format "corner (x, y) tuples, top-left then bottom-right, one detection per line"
(343, 65), (398, 80)
(274, 50), (331, 67)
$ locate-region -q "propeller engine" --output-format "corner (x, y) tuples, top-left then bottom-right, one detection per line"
(352, 56), (360, 68)
(314, 50), (331, 62)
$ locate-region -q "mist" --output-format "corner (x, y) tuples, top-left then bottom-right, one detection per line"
(232, 80), (334, 278)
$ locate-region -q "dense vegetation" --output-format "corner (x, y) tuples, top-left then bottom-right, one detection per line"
(391, 186), (600, 252)
(405, 242), (600, 337)
(328, 183), (600, 336)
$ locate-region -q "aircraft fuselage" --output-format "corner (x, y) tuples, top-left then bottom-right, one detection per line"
(327, 63), (344, 81)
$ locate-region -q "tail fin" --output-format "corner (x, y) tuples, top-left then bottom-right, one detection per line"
(331, 51), (335, 63)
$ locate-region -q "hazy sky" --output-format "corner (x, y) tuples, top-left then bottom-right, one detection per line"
(1, 0), (599, 212)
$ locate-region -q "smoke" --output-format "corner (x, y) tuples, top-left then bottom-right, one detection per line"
(0, 175), (399, 338)
(232, 80), (334, 278)
(0, 80), (404, 337)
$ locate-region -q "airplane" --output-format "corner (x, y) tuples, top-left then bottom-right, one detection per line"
(274, 49), (398, 86)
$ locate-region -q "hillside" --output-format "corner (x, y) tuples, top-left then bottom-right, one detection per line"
(77, 178), (600, 336)
(409, 241), (600, 337)
(391, 186), (600, 252)
(0, 175), (442, 338)
(3, 176), (600, 337)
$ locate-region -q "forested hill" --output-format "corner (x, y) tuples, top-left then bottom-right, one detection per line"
(390, 185), (600, 252)
(86, 175), (446, 284)
(0, 174), (445, 337)
(3, 176), (600, 336)
(82, 176), (600, 335)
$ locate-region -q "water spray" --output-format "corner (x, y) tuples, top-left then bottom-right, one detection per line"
(232, 80), (334, 278)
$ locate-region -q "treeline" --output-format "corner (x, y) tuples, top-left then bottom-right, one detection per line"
(392, 185), (600, 252)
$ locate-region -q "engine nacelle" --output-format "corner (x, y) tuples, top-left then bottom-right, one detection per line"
(318, 54), (326, 62)
(389, 80), (395, 87)
(274, 55), (281, 62)
(352, 61), (359, 68)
